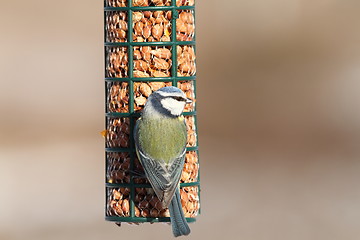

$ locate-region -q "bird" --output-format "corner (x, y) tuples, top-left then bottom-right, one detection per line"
(134, 86), (192, 237)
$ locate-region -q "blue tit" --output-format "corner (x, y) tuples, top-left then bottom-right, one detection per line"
(134, 86), (192, 237)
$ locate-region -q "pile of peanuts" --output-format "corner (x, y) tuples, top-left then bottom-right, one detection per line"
(106, 12), (128, 42)
(107, 80), (195, 113)
(107, 188), (131, 217)
(181, 151), (198, 182)
(106, 118), (130, 148)
(133, 46), (172, 77)
(176, 0), (195, 6)
(106, 45), (196, 78)
(108, 82), (129, 113)
(106, 131), (199, 219)
(177, 45), (196, 76)
(133, 0), (171, 7)
(106, 0), (194, 7)
(185, 116), (197, 147)
(105, 9), (196, 77)
(106, 0), (127, 7)
(106, 8), (195, 43)
(132, 11), (172, 42)
(106, 142), (199, 218)
(107, 186), (199, 219)
(106, 47), (128, 78)
(176, 10), (195, 41)
(107, 152), (131, 183)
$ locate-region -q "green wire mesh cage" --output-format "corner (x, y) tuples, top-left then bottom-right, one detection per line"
(104, 0), (200, 224)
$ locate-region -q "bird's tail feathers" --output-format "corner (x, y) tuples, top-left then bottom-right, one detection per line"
(168, 188), (191, 237)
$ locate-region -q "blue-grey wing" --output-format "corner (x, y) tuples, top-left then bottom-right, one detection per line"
(134, 118), (186, 208)
(164, 148), (186, 208)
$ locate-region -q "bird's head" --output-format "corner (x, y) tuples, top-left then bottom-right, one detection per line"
(144, 86), (192, 118)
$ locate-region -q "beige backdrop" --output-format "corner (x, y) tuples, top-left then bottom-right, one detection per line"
(1, 0), (360, 239)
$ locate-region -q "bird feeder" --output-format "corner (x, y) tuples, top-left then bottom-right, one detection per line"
(104, 0), (200, 224)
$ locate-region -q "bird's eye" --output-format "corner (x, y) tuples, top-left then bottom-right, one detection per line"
(172, 96), (185, 102)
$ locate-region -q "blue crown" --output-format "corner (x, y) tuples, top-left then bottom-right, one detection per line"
(157, 86), (182, 93)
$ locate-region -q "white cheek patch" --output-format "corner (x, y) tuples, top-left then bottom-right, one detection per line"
(161, 98), (185, 116)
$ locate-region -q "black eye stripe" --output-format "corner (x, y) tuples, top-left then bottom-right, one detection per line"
(170, 96), (186, 102)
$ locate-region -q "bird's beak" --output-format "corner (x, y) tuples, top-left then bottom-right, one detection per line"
(186, 98), (193, 104)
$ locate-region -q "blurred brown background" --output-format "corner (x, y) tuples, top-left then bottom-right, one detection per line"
(1, 0), (360, 239)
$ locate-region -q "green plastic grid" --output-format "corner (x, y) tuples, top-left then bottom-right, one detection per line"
(104, 0), (199, 223)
